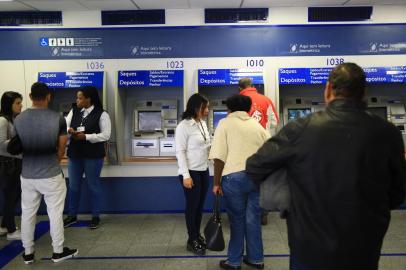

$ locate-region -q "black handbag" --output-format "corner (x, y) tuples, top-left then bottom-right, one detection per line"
(204, 195), (225, 251)
(7, 134), (23, 155)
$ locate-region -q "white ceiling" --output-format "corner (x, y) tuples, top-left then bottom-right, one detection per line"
(0, 0), (405, 11)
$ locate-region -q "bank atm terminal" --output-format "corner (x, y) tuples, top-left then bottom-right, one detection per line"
(366, 95), (406, 144)
(116, 70), (183, 161)
(207, 99), (228, 135)
(38, 71), (106, 115)
(37, 71), (117, 163)
(132, 100), (178, 156)
(282, 96), (325, 125)
(198, 68), (264, 135)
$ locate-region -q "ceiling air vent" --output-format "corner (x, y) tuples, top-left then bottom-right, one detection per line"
(0, 11), (62, 26)
(309, 6), (373, 22)
(101, 10), (165, 25)
(205, 8), (268, 23)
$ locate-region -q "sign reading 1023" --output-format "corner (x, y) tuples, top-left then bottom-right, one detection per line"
(86, 61), (104, 70)
(166, 60), (184, 69)
(246, 59), (264, 67)
(326, 57), (345, 66)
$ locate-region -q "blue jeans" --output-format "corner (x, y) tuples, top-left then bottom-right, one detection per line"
(221, 171), (263, 267)
(68, 158), (104, 217)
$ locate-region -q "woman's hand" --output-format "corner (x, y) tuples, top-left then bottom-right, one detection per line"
(68, 128), (75, 135)
(183, 178), (194, 189)
(212, 185), (223, 195)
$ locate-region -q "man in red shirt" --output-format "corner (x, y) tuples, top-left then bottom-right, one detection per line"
(239, 78), (280, 225)
(239, 78), (279, 136)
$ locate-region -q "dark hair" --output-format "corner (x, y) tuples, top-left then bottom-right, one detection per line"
(182, 93), (209, 120)
(0, 91), (23, 122)
(79, 86), (103, 109)
(238, 77), (253, 90)
(226, 94), (252, 113)
(328, 63), (366, 100)
(31, 82), (51, 101)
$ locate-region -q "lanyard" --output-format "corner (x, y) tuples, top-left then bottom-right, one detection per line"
(79, 110), (88, 127)
(197, 121), (207, 142)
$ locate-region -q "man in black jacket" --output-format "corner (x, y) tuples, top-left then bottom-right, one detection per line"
(246, 63), (406, 270)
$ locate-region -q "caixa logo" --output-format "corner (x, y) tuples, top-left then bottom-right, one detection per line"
(39, 73), (57, 79)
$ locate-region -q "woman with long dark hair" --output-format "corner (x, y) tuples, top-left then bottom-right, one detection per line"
(0, 91), (23, 240)
(63, 86), (111, 230)
(175, 93), (211, 255)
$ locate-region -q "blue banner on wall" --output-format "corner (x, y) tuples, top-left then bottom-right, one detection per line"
(198, 69), (263, 86)
(279, 66), (406, 85)
(38, 71), (104, 88)
(1, 24), (406, 59)
(118, 70), (184, 87)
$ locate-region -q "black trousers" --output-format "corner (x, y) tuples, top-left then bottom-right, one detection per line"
(179, 169), (209, 241)
(1, 175), (21, 233)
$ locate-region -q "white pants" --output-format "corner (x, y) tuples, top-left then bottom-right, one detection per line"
(21, 173), (66, 254)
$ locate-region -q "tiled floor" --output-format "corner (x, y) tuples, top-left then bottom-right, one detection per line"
(1, 211), (406, 270)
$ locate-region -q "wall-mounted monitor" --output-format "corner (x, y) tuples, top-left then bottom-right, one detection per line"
(213, 110), (228, 129)
(366, 107), (387, 120)
(287, 108), (312, 121)
(138, 111), (162, 131)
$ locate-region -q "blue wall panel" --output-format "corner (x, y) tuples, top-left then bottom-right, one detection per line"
(1, 24), (406, 60)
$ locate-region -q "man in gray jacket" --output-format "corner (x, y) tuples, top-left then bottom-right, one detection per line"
(14, 82), (78, 264)
(247, 63), (406, 270)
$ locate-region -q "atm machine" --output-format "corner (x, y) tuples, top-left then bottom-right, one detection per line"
(366, 95), (406, 146)
(207, 99), (228, 135)
(282, 96), (325, 125)
(198, 68), (264, 134)
(132, 100), (178, 156)
(116, 70), (183, 160)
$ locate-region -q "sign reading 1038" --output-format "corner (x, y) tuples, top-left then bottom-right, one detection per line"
(326, 57), (345, 66)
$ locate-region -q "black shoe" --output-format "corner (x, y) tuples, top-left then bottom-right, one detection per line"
(198, 234), (207, 248)
(63, 216), (77, 228)
(219, 260), (241, 270)
(186, 239), (205, 255)
(89, 217), (100, 230)
(22, 253), (34, 264)
(243, 258), (265, 269)
(51, 247), (78, 263)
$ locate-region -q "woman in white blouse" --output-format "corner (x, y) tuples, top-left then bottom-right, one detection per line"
(175, 93), (210, 255)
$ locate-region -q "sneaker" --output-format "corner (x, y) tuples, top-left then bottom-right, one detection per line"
(7, 229), (21, 240)
(89, 217), (100, 230)
(0, 227), (7, 236)
(51, 247), (78, 263)
(63, 216), (78, 228)
(22, 253), (35, 264)
(243, 258), (265, 269)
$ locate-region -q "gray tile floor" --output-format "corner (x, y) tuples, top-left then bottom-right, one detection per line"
(1, 211), (406, 270)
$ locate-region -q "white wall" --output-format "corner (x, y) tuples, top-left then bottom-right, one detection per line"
(1, 5), (406, 176)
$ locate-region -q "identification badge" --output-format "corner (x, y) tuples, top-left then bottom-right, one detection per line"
(77, 126), (85, 132)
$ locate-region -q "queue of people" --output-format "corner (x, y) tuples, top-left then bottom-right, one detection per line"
(0, 63), (405, 270)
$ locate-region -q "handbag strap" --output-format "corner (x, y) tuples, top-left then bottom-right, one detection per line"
(213, 194), (221, 221)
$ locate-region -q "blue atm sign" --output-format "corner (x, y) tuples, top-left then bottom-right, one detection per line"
(118, 70), (184, 87)
(38, 71), (104, 88)
(279, 66), (406, 85)
(198, 69), (263, 86)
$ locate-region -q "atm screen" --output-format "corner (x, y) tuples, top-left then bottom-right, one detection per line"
(287, 108), (312, 121)
(366, 107), (387, 120)
(138, 111), (162, 131)
(213, 111), (228, 129)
